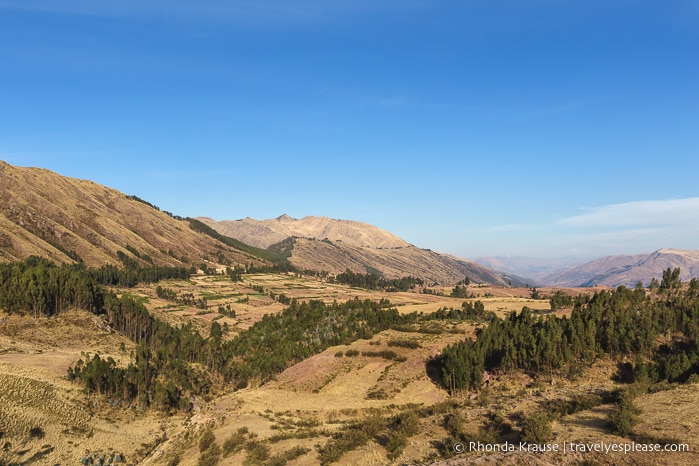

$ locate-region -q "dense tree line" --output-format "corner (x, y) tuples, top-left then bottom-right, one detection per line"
(221, 298), (411, 385)
(424, 300), (494, 321)
(91, 263), (192, 288)
(243, 261), (297, 275)
(328, 269), (424, 292)
(0, 256), (103, 316)
(440, 271), (699, 393)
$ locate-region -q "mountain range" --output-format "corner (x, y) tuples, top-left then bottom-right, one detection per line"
(473, 256), (586, 284)
(197, 215), (529, 286)
(539, 249), (699, 287)
(2, 160), (698, 288)
(475, 250), (699, 288)
(0, 161), (525, 286)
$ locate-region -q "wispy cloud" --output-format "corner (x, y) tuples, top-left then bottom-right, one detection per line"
(559, 198), (699, 228)
(545, 198), (699, 256)
(479, 198), (699, 257)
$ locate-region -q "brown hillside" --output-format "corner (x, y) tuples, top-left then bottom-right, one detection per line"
(197, 214), (410, 249)
(0, 160), (265, 268)
(199, 216), (525, 285)
(289, 237), (518, 285)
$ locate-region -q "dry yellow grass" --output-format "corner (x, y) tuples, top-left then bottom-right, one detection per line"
(0, 311), (179, 466)
(6, 274), (694, 466)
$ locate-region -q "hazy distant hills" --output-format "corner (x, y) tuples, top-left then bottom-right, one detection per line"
(0, 160), (266, 268)
(473, 256), (586, 285)
(199, 216), (529, 286)
(540, 249), (699, 288)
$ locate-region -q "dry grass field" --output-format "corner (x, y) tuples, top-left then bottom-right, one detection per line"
(2, 273), (698, 465)
(0, 312), (183, 465)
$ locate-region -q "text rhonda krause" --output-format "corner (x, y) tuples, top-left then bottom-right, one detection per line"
(468, 441), (690, 454)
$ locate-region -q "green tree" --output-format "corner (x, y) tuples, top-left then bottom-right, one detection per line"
(609, 389), (641, 436)
(660, 267), (682, 291)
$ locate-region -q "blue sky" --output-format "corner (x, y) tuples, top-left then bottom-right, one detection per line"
(1, 0), (698, 259)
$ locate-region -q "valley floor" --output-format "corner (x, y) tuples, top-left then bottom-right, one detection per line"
(1, 277), (698, 465)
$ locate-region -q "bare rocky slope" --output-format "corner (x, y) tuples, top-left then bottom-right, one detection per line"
(541, 249), (699, 287)
(0, 160), (266, 268)
(198, 216), (529, 286)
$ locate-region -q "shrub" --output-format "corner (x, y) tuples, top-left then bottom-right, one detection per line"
(386, 430), (408, 460)
(197, 443), (221, 466)
(222, 430), (246, 456)
(520, 412), (552, 444)
(244, 439), (270, 463)
(395, 412), (420, 436)
(267, 446), (310, 466)
(199, 429), (216, 453)
(387, 339), (421, 349)
(609, 389), (641, 436)
(319, 428), (371, 465)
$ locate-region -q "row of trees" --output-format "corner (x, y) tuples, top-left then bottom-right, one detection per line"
(90, 263), (192, 287)
(328, 269), (424, 292)
(425, 300), (494, 321)
(440, 275), (699, 393)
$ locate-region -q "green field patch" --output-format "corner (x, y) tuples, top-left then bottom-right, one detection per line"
(119, 293), (149, 304)
(200, 292), (243, 300)
(283, 283), (313, 289)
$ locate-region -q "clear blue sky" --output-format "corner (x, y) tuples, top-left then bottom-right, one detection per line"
(1, 1), (698, 259)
